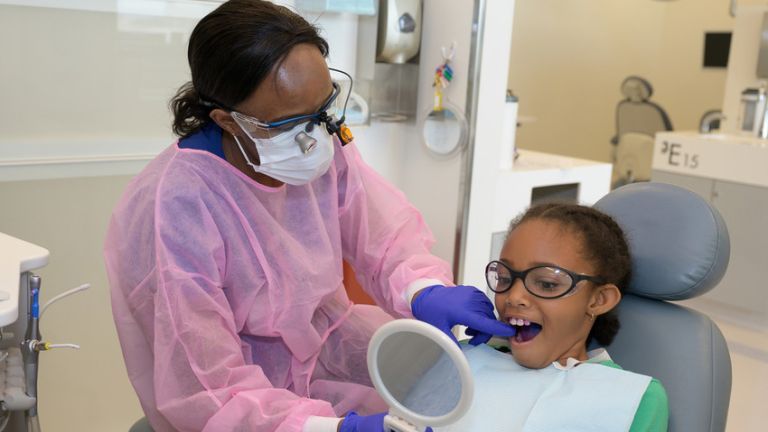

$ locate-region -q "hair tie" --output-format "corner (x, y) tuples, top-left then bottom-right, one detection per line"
(198, 98), (215, 108)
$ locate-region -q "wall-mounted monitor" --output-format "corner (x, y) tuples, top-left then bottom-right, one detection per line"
(703, 32), (732, 68)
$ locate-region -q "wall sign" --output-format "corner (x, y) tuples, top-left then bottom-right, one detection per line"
(652, 132), (768, 188)
(659, 140), (700, 169)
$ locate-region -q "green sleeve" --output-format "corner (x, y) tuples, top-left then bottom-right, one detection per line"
(597, 361), (669, 432)
(629, 378), (669, 432)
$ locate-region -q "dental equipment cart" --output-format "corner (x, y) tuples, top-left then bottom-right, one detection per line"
(0, 231), (63, 432)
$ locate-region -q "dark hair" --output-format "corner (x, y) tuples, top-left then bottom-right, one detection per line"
(170, 0), (329, 137)
(508, 203), (632, 347)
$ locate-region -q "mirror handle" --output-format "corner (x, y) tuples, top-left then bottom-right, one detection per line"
(384, 414), (425, 432)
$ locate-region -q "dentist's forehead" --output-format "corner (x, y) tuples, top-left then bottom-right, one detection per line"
(239, 43), (333, 121)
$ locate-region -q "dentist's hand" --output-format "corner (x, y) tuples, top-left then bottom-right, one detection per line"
(411, 285), (517, 346)
(339, 412), (433, 432)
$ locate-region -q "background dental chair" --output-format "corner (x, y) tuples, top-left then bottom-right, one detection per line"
(594, 182), (731, 432)
(611, 76), (673, 187)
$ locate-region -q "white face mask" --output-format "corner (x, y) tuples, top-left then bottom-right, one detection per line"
(231, 120), (335, 186)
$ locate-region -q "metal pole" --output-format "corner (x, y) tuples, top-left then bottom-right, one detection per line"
(23, 275), (41, 431)
(453, 0), (487, 283)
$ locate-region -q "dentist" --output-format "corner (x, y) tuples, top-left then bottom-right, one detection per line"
(104, 1), (515, 431)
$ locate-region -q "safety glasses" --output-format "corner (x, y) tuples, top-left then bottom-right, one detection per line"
(231, 68), (352, 140)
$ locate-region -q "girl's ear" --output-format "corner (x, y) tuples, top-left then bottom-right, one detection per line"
(588, 284), (622, 317)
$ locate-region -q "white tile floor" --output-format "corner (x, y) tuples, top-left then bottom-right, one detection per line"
(716, 322), (768, 431)
(680, 298), (768, 432)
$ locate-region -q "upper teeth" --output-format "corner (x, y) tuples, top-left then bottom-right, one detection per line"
(509, 318), (531, 326)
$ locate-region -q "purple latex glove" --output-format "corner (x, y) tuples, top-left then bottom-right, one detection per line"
(339, 412), (433, 432)
(411, 285), (517, 346)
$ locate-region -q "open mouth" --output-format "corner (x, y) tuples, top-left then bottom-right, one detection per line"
(508, 318), (543, 343)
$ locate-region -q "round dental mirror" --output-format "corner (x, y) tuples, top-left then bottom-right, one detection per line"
(368, 319), (474, 431)
(421, 105), (468, 157)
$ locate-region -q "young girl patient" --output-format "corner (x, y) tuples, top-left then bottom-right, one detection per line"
(440, 203), (669, 432)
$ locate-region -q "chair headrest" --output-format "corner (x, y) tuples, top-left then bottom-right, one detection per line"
(621, 76), (653, 102)
(594, 182), (730, 301)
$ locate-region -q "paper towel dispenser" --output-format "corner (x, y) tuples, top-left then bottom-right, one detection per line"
(376, 0), (422, 64)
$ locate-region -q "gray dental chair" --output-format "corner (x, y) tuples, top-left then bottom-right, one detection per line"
(594, 182), (731, 432)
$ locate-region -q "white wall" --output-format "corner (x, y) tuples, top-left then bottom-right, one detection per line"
(327, 0), (476, 268)
(0, 176), (142, 431)
(508, 0), (733, 162)
(721, 5), (768, 133)
(0, 5), (196, 430)
(395, 0), (474, 268)
(0, 5), (194, 141)
(0, 5), (197, 183)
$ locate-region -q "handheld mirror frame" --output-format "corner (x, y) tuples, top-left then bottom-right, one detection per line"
(367, 319), (474, 432)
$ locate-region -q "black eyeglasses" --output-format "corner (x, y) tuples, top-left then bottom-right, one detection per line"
(485, 260), (606, 299)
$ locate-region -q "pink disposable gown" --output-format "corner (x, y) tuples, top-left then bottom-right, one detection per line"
(104, 135), (453, 432)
